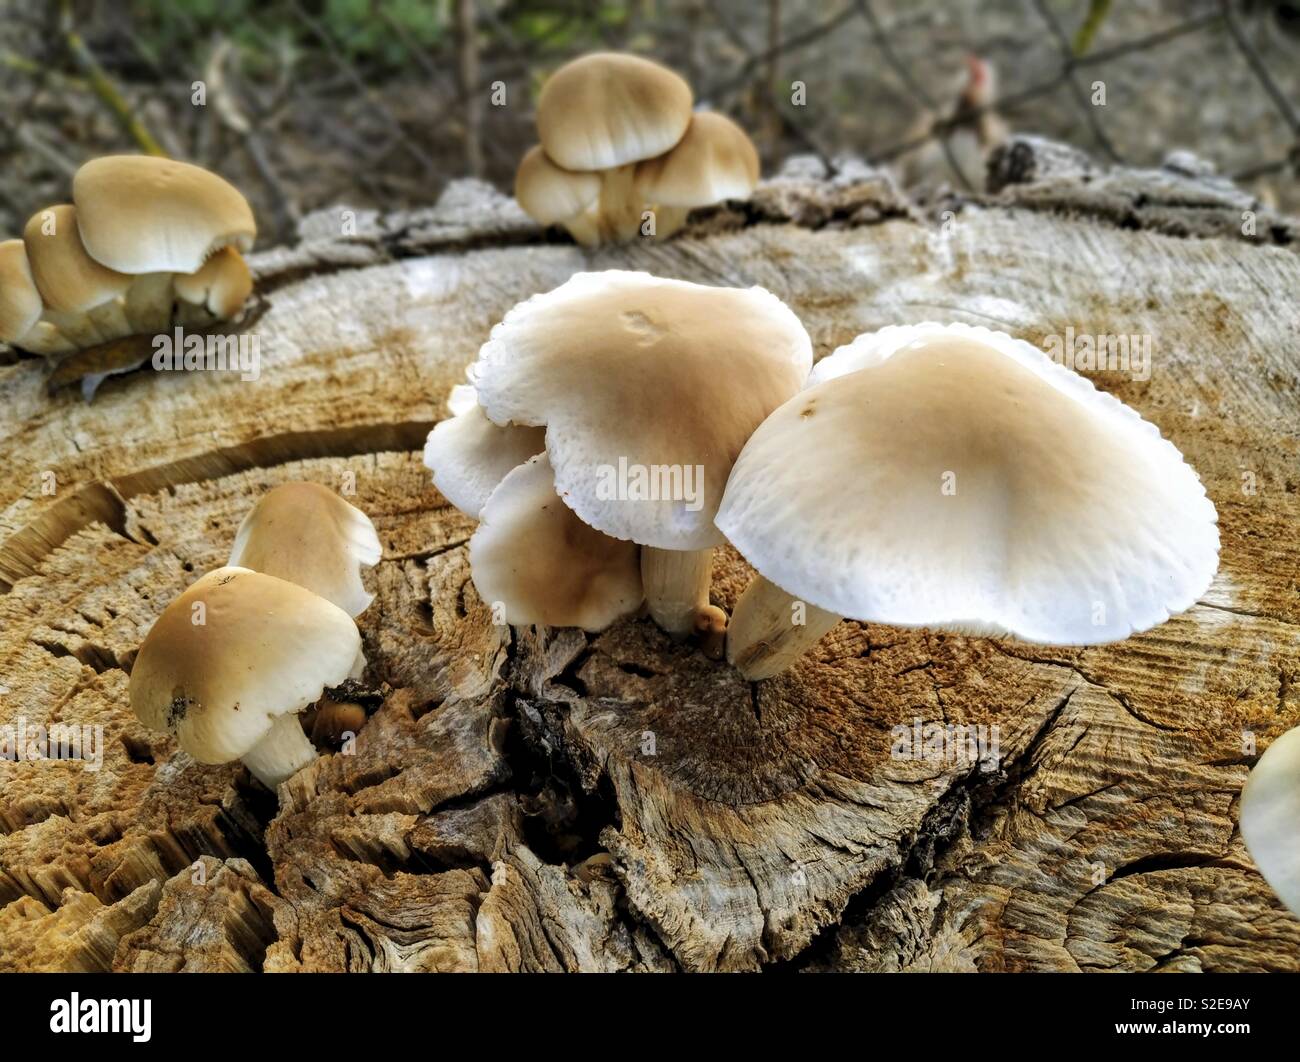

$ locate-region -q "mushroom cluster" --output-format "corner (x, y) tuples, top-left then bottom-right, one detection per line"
(430, 304), (1219, 684)
(0, 155), (256, 358)
(515, 53), (760, 245)
(424, 269), (812, 643)
(129, 483), (381, 791)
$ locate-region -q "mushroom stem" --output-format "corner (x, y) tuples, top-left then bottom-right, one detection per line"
(124, 273), (175, 333)
(598, 164), (643, 242)
(563, 209), (602, 248)
(240, 712), (318, 790)
(651, 205), (691, 239)
(86, 298), (131, 341)
(726, 574), (842, 681)
(642, 546), (718, 638)
(43, 309), (103, 348)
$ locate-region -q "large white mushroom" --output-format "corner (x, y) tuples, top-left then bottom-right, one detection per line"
(467, 270), (812, 639)
(1240, 726), (1300, 917)
(716, 322), (1221, 680)
(129, 567), (363, 790)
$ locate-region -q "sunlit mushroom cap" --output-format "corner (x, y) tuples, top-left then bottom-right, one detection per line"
(173, 246), (253, 318)
(228, 482), (381, 617)
(0, 239), (42, 344)
(515, 145), (602, 226)
(715, 322), (1220, 642)
(470, 271), (812, 551)
(537, 53), (693, 172)
(23, 205), (130, 315)
(423, 386), (546, 517)
(470, 453), (642, 631)
(128, 567), (361, 764)
(635, 111), (760, 207)
(1240, 726), (1300, 916)
(73, 155), (257, 274)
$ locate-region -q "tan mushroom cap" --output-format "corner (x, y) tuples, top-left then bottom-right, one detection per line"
(0, 239), (42, 344)
(173, 246), (253, 318)
(715, 322), (1220, 642)
(22, 204), (130, 315)
(470, 271), (812, 551)
(228, 482), (381, 618)
(128, 567), (361, 764)
(1240, 726), (1300, 916)
(423, 387), (547, 517)
(515, 145), (601, 226)
(73, 155), (257, 274)
(470, 454), (643, 631)
(537, 52), (693, 171)
(635, 111), (760, 207)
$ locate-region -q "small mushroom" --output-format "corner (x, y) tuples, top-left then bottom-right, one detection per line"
(470, 453), (643, 631)
(0, 238), (73, 356)
(72, 155), (257, 333)
(469, 270), (812, 638)
(514, 146), (603, 248)
(523, 52), (694, 243)
(716, 323), (1220, 679)
(128, 567), (363, 790)
(422, 384), (546, 517)
(22, 204), (131, 347)
(228, 482), (381, 618)
(173, 245), (254, 327)
(1240, 726), (1300, 916)
(634, 111), (760, 238)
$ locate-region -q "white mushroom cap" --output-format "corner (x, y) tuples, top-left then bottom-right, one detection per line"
(470, 453), (642, 631)
(470, 271), (812, 551)
(537, 52), (693, 171)
(228, 482), (381, 618)
(715, 322), (1220, 642)
(1241, 726), (1300, 916)
(0, 239), (42, 344)
(423, 386), (546, 517)
(128, 567), (361, 765)
(635, 111), (760, 207)
(73, 155), (256, 274)
(173, 246), (253, 318)
(22, 204), (130, 315)
(515, 145), (602, 226)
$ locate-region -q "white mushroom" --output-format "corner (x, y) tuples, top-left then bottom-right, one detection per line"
(1240, 726), (1300, 916)
(470, 453), (643, 631)
(228, 482), (381, 618)
(128, 567), (363, 790)
(469, 270), (812, 638)
(716, 322), (1220, 679)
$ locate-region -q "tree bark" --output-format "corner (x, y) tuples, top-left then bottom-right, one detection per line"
(1, 145), (1298, 972)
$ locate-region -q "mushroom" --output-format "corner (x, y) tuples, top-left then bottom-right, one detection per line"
(469, 453), (643, 631)
(422, 384), (546, 517)
(128, 567), (363, 789)
(715, 322), (1220, 680)
(634, 111), (760, 239)
(468, 270), (812, 638)
(72, 154), (257, 332)
(514, 146), (603, 248)
(0, 239), (74, 356)
(173, 245), (254, 327)
(228, 482), (381, 618)
(22, 204), (131, 347)
(520, 52), (694, 243)
(1240, 726), (1300, 916)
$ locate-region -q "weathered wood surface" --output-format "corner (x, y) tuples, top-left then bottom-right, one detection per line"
(1, 146), (1298, 972)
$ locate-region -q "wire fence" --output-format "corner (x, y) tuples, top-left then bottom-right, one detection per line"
(1, 0), (1297, 244)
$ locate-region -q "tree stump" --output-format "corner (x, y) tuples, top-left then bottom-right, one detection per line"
(1, 147), (1298, 972)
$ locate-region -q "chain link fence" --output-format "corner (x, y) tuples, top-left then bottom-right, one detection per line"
(1, 0), (1297, 244)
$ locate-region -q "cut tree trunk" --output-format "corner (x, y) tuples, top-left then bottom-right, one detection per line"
(1, 145), (1298, 972)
